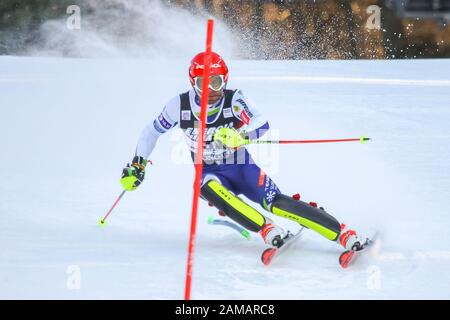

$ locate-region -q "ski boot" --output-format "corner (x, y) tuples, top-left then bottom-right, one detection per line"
(338, 223), (363, 251)
(260, 223), (288, 248)
(338, 224), (377, 268)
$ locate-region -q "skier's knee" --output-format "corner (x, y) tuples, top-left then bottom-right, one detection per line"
(200, 174), (222, 202)
(201, 180), (266, 233)
(201, 174), (221, 187)
(260, 186), (282, 212)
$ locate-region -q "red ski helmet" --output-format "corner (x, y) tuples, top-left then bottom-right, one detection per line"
(189, 51), (229, 88)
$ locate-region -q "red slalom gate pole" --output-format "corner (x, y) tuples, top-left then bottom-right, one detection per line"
(184, 19), (214, 301)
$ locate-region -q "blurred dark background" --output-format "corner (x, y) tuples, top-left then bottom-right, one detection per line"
(1, 0), (449, 59)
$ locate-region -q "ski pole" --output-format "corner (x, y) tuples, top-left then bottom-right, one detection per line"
(99, 160), (152, 227)
(214, 128), (371, 148)
(99, 190), (126, 227)
(250, 136), (371, 145)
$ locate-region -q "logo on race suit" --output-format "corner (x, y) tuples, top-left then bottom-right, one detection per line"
(223, 108), (233, 118)
(153, 119), (166, 133)
(183, 123), (236, 163)
(158, 114), (172, 130)
(184, 122), (235, 142)
(236, 98), (254, 118)
(240, 111), (250, 125)
(182, 110), (191, 121)
(233, 105), (240, 113)
(264, 178), (280, 205)
(266, 190), (277, 203)
(258, 170), (266, 188)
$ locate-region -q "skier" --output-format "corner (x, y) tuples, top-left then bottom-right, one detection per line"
(120, 51), (364, 252)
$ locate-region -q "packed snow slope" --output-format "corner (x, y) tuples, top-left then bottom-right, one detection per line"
(1, 57), (450, 299)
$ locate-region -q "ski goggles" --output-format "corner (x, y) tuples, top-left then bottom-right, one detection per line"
(193, 75), (226, 92)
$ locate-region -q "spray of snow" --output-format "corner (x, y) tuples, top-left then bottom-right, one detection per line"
(28, 0), (236, 59)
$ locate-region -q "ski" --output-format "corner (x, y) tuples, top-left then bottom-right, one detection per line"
(207, 216), (251, 240)
(261, 227), (305, 266)
(339, 232), (378, 269)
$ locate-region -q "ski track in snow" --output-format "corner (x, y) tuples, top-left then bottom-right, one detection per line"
(0, 57), (449, 299)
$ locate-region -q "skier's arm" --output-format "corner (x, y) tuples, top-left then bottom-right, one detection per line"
(135, 95), (180, 159)
(231, 90), (269, 141)
(121, 96), (180, 191)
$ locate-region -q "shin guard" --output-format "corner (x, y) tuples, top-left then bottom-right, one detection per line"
(201, 180), (266, 232)
(271, 194), (341, 241)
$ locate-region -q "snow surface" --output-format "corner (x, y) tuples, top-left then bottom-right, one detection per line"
(1, 57), (450, 299)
